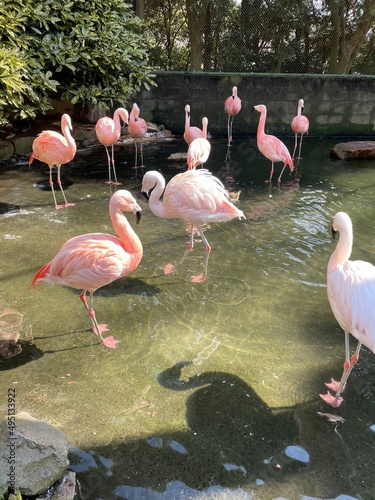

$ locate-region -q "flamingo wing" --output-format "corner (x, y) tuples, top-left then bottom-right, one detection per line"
(34, 234), (132, 292)
(33, 131), (73, 166)
(165, 170), (243, 224)
(328, 259), (375, 353)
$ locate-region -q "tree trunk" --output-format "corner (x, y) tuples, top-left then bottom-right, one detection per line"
(186, 0), (210, 71)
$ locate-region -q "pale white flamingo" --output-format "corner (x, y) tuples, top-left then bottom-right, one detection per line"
(187, 117), (211, 170)
(320, 212), (375, 407)
(29, 114), (77, 209)
(254, 104), (294, 184)
(141, 169), (245, 281)
(31, 190), (143, 349)
(95, 108), (129, 185)
(291, 98), (309, 160)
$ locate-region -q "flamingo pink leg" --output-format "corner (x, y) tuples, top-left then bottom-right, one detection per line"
(320, 332), (362, 407)
(79, 291), (109, 338)
(104, 145), (121, 185)
(49, 169), (64, 210)
(56, 166), (75, 208)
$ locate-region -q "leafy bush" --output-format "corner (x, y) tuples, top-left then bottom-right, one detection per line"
(0, 0), (155, 125)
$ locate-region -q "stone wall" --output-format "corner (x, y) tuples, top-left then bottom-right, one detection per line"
(134, 72), (375, 138)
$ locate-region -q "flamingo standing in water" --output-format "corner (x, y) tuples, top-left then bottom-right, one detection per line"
(254, 104), (294, 184)
(31, 190), (143, 349)
(95, 108), (129, 185)
(183, 104), (203, 145)
(291, 98), (309, 160)
(320, 212), (375, 407)
(187, 117), (211, 170)
(29, 114), (77, 209)
(128, 103), (147, 169)
(141, 169), (244, 281)
(224, 86), (241, 148)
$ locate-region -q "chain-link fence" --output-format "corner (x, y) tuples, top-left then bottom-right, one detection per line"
(144, 0), (375, 75)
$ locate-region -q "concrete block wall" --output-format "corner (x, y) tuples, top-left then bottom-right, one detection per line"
(135, 72), (375, 138)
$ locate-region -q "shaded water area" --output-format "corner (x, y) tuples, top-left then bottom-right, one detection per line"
(1, 133), (375, 499)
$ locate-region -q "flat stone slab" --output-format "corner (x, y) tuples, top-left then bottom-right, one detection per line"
(331, 141), (375, 160)
(167, 152), (187, 162)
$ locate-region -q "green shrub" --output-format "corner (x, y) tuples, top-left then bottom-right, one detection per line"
(0, 0), (155, 125)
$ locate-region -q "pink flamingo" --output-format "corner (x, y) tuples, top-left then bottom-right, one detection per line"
(320, 212), (375, 407)
(31, 190), (143, 349)
(95, 108), (129, 185)
(187, 117), (211, 170)
(224, 86), (241, 147)
(29, 114), (77, 209)
(183, 104), (203, 145)
(291, 98), (309, 160)
(141, 169), (244, 281)
(254, 104), (294, 184)
(128, 103), (147, 169)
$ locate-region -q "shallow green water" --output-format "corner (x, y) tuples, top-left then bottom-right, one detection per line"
(1, 135), (375, 499)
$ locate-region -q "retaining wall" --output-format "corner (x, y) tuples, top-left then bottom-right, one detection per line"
(134, 72), (375, 138)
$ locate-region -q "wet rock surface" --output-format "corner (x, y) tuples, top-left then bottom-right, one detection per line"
(330, 140), (375, 160)
(0, 412), (69, 496)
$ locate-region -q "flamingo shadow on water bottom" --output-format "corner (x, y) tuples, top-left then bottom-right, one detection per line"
(69, 362), (303, 498)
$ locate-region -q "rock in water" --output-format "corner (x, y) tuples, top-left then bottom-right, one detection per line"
(0, 412), (69, 496)
(330, 141), (375, 160)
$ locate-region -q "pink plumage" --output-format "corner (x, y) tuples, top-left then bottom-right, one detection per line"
(254, 104), (294, 184)
(31, 190), (143, 349)
(183, 104), (203, 145)
(224, 86), (241, 147)
(128, 103), (147, 169)
(291, 98), (309, 159)
(141, 168), (245, 281)
(29, 114), (77, 209)
(187, 117), (210, 170)
(95, 108), (129, 185)
(320, 212), (375, 407)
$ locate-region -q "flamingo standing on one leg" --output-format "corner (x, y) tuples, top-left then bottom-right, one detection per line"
(128, 103), (147, 169)
(95, 108), (129, 185)
(254, 104), (294, 184)
(291, 98), (309, 160)
(31, 190), (143, 349)
(141, 169), (245, 282)
(224, 86), (241, 148)
(29, 114), (77, 209)
(320, 212), (375, 407)
(183, 104), (203, 145)
(187, 117), (211, 170)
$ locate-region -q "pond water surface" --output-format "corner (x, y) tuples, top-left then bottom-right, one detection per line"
(1, 134), (375, 499)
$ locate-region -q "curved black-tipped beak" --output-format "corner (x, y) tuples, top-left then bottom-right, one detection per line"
(331, 226), (337, 239)
(135, 210), (142, 224)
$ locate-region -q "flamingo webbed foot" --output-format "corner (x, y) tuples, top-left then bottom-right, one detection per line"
(64, 202), (75, 208)
(324, 378), (341, 392)
(319, 391), (343, 408)
(102, 336), (120, 349)
(191, 274), (206, 283)
(55, 204), (65, 210)
(104, 181), (122, 186)
(163, 263), (176, 275)
(92, 324), (109, 335)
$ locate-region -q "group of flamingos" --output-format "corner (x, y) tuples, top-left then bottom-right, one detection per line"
(29, 89), (375, 409)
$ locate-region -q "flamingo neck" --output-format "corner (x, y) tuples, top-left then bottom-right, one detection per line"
(113, 109), (127, 132)
(327, 228), (353, 275)
(110, 206), (143, 263)
(148, 177), (168, 219)
(202, 120), (208, 139)
(257, 109), (266, 138)
(62, 122), (77, 155)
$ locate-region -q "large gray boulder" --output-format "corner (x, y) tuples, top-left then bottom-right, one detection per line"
(0, 412), (69, 496)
